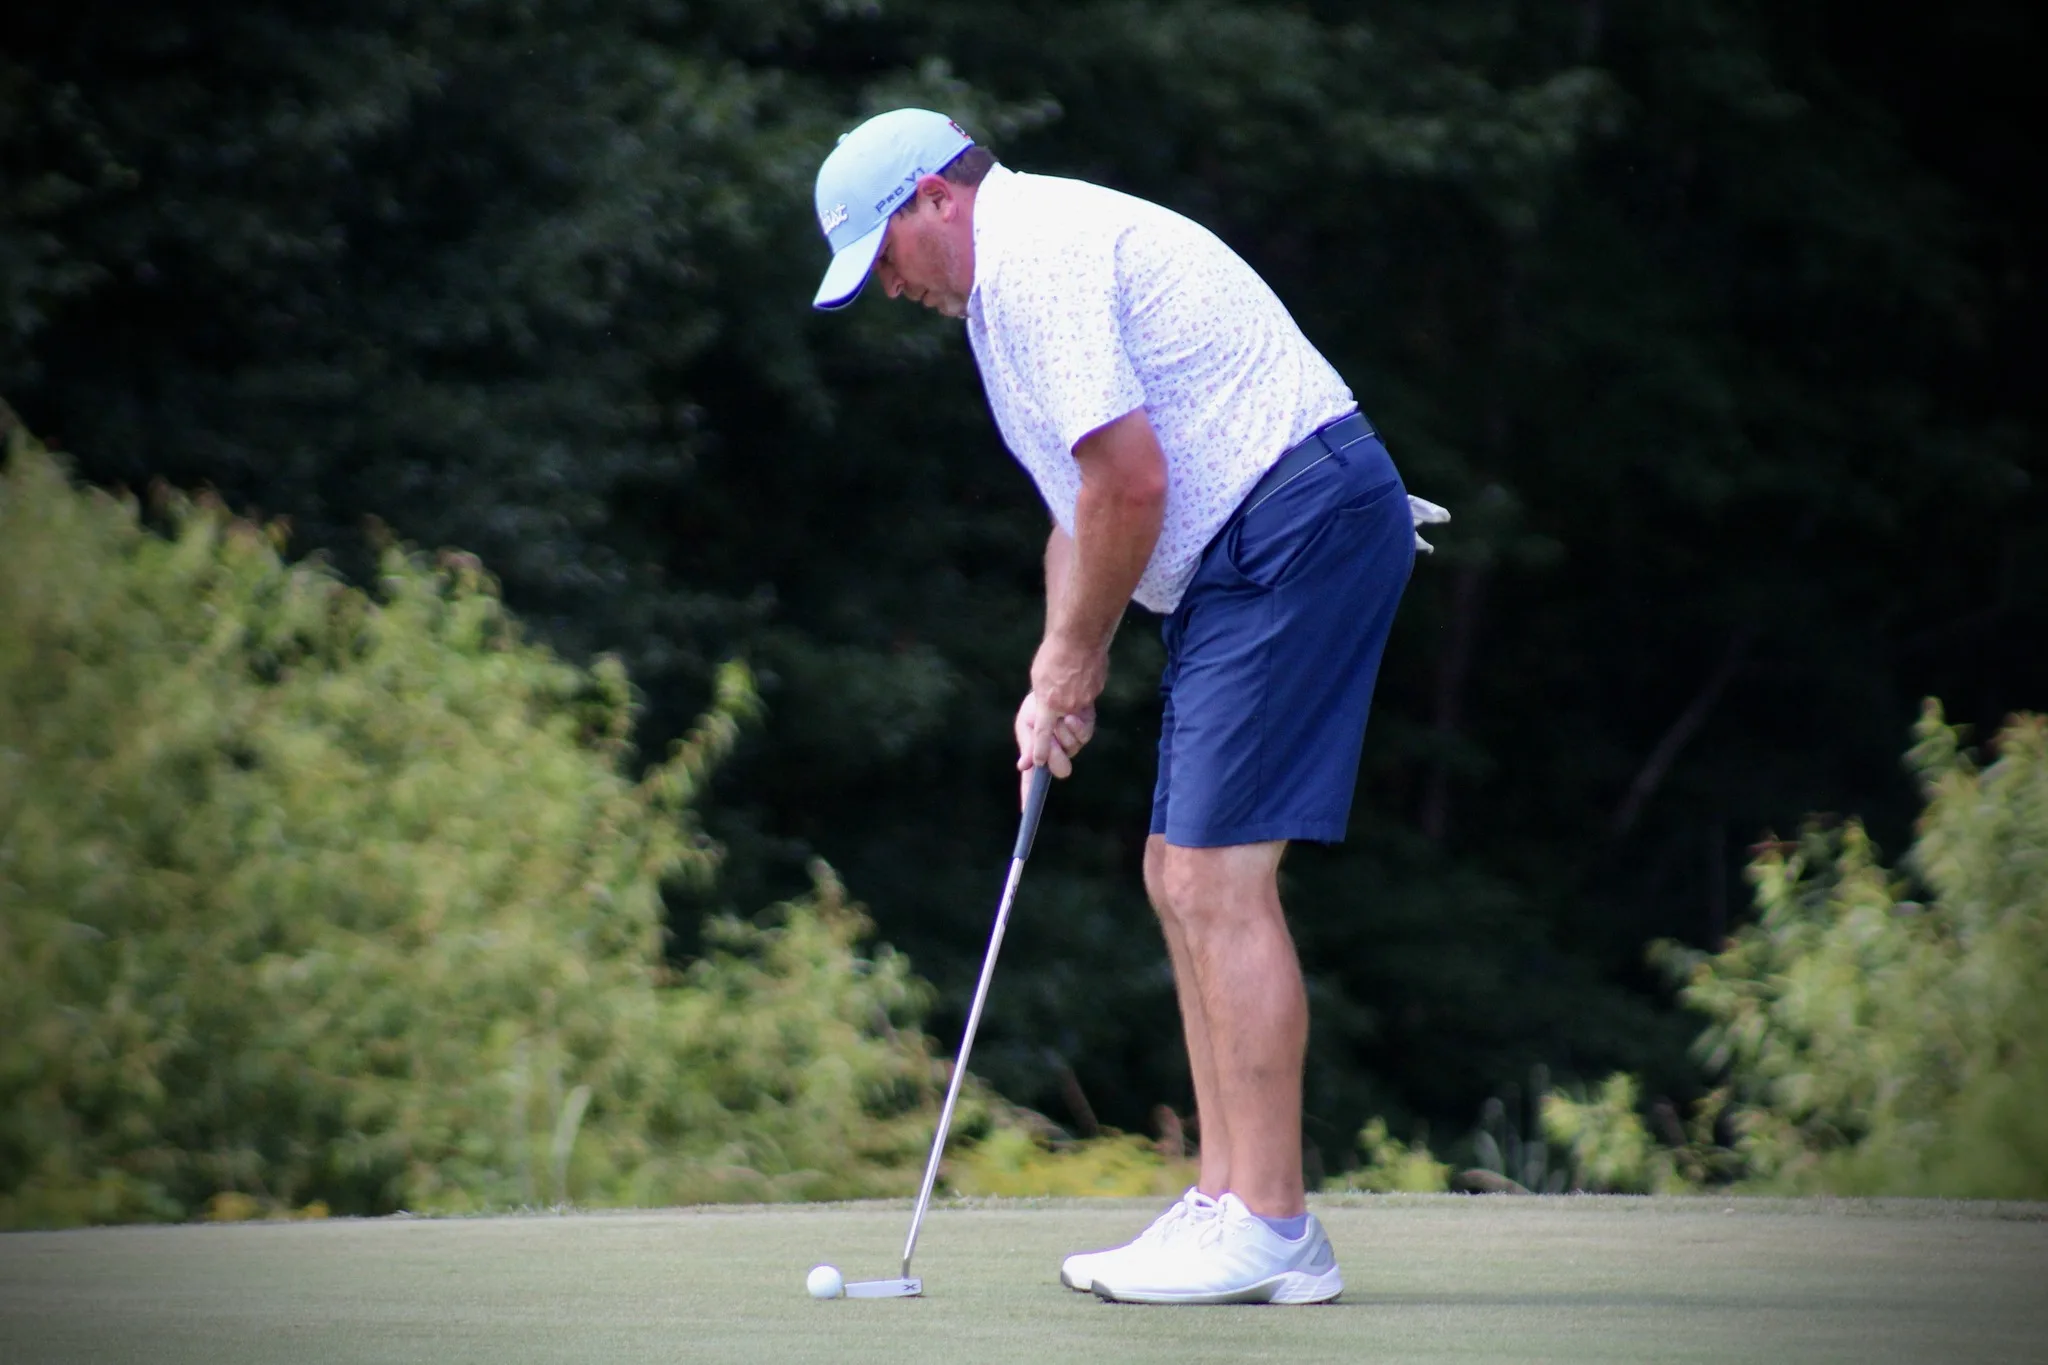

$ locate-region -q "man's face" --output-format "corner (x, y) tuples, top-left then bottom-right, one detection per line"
(874, 186), (973, 318)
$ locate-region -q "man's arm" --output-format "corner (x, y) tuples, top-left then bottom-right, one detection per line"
(1019, 406), (1167, 774)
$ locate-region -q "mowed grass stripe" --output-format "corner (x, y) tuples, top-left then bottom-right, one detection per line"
(2, 1196), (2043, 1364)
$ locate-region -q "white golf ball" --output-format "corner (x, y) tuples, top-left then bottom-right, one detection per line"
(806, 1264), (845, 1299)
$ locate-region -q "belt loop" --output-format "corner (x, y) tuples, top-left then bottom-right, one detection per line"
(1322, 410), (1375, 455)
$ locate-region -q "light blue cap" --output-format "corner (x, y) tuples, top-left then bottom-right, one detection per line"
(812, 108), (976, 310)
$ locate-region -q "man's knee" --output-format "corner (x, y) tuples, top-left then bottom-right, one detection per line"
(1153, 840), (1285, 934)
(1143, 834), (1170, 913)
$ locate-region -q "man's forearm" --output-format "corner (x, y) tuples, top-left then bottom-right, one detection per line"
(1044, 524), (1076, 633)
(1052, 478), (1161, 650)
(1048, 409), (1167, 652)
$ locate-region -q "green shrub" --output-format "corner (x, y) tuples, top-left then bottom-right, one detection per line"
(949, 1126), (1196, 1199)
(0, 423), (940, 1226)
(1325, 1118), (1451, 1194)
(1539, 1073), (1695, 1193)
(1655, 703), (2048, 1197)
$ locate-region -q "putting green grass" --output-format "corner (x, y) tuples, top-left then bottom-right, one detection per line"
(3, 1195), (2044, 1364)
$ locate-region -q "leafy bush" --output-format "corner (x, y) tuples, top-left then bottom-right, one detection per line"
(1324, 1118), (1451, 1194)
(1652, 704), (2048, 1197)
(1487, 704), (2047, 1201)
(949, 1126), (1196, 1199)
(1539, 1073), (1699, 1194)
(0, 422), (941, 1226)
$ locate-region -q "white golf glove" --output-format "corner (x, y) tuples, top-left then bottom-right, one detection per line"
(1409, 494), (1450, 552)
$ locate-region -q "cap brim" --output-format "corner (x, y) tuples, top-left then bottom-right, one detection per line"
(812, 219), (888, 311)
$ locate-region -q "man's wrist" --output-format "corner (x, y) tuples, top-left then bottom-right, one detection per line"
(1036, 628), (1111, 682)
(1043, 621), (1109, 661)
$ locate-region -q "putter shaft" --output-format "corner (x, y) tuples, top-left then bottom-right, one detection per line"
(899, 766), (1051, 1280)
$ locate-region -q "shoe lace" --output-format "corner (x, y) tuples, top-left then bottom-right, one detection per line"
(1145, 1190), (1219, 1248)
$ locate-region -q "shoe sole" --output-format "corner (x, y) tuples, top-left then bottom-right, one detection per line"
(1092, 1265), (1343, 1306)
(1060, 1267), (1091, 1292)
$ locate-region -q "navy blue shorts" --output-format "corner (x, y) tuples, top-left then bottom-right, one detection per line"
(1150, 421), (1413, 847)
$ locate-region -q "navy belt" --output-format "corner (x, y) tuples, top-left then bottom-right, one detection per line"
(1238, 410), (1376, 519)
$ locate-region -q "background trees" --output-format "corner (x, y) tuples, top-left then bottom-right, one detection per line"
(3, 0), (2041, 1178)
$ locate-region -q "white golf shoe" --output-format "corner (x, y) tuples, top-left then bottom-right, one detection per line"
(1058, 1187), (1220, 1292)
(1090, 1193), (1343, 1304)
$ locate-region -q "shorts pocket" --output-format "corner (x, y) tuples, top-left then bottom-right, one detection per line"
(1222, 475), (1402, 590)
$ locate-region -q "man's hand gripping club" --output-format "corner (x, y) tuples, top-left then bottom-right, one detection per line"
(1015, 408), (1168, 803)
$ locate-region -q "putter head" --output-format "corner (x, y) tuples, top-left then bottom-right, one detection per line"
(843, 1277), (922, 1298)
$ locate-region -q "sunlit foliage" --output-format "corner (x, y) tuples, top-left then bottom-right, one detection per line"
(0, 424), (938, 1226)
(1658, 705), (2048, 1198)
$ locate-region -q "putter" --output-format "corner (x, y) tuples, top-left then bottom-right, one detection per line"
(842, 764), (1053, 1298)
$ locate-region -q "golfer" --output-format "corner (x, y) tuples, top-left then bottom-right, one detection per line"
(810, 110), (1433, 1305)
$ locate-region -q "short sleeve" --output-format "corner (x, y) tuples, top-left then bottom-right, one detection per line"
(984, 226), (1146, 453)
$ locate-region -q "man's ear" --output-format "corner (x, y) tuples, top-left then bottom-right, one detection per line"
(916, 172), (954, 217)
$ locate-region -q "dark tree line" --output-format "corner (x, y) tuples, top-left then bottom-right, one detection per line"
(4, 0), (2041, 1170)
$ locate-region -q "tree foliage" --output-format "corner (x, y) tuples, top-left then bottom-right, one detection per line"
(0, 422), (938, 1227)
(2, 0), (2041, 1169)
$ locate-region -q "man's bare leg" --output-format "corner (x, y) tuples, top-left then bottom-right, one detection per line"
(1144, 834), (1232, 1197)
(1156, 839), (1306, 1217)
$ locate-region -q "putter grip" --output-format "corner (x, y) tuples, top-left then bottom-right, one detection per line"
(1013, 765), (1052, 862)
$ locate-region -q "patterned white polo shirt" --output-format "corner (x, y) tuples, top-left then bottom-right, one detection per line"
(964, 163), (1356, 613)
